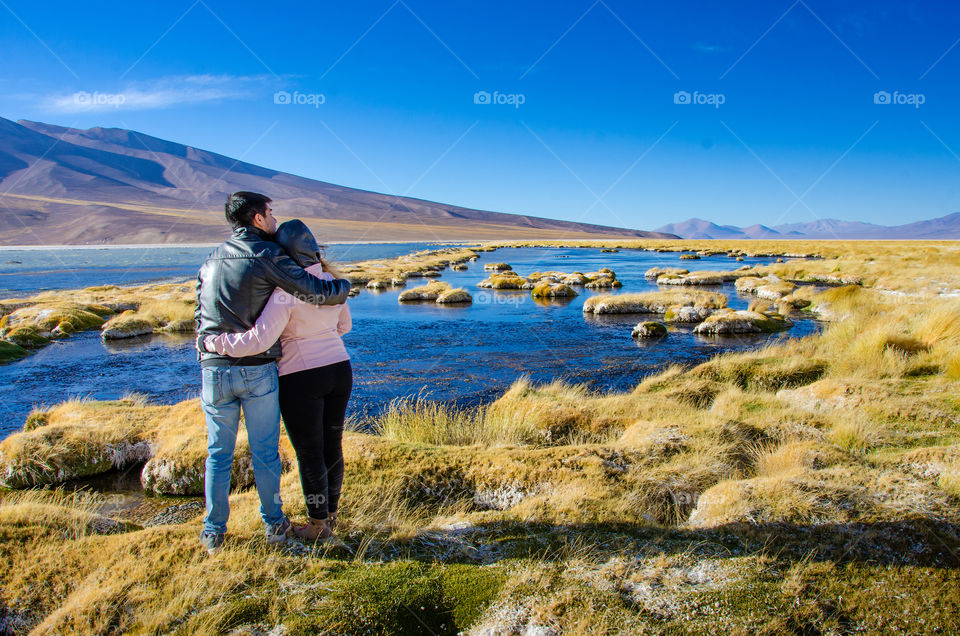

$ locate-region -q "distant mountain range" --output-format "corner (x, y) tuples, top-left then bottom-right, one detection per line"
(656, 214), (960, 240)
(0, 117), (672, 245)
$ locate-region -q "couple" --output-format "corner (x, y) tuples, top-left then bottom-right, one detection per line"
(194, 191), (353, 554)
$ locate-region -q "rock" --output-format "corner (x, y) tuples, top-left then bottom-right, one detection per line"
(366, 279), (390, 290)
(452, 263), (468, 271)
(631, 322), (667, 338)
(142, 501), (205, 526)
(483, 263), (513, 271)
(679, 253), (700, 260)
(141, 452), (254, 495)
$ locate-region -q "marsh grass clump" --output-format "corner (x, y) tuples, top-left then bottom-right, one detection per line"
(100, 310), (157, 339)
(366, 278), (390, 290)
(99, 296), (196, 338)
(0, 302), (106, 343)
(436, 287), (473, 304)
(484, 262), (513, 271)
(657, 271), (723, 286)
(478, 272), (529, 289)
(645, 267), (688, 279)
(583, 269), (623, 289)
(692, 350), (826, 392)
(23, 409), (50, 431)
(583, 290), (727, 315)
(398, 281), (451, 302)
(693, 308), (792, 335)
(531, 282), (577, 298)
(373, 397), (486, 446)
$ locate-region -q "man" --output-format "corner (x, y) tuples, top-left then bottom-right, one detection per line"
(194, 191), (350, 554)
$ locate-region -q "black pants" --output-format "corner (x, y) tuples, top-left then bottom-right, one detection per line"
(278, 359), (352, 520)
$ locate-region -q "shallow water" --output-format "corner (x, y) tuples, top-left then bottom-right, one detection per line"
(0, 246), (821, 439)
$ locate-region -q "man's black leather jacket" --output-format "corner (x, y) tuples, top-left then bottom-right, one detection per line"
(194, 225), (350, 366)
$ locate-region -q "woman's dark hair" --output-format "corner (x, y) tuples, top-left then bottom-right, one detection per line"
(225, 191), (272, 228)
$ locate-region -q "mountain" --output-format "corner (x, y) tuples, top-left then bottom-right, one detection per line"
(657, 215), (960, 240)
(654, 219), (746, 239)
(0, 117), (674, 245)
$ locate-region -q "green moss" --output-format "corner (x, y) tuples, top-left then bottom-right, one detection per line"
(4, 326), (50, 348)
(305, 561), (460, 634)
(0, 339), (29, 363)
(441, 564), (508, 628)
(34, 306), (105, 334)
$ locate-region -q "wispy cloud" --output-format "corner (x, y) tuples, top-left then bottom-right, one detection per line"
(40, 74), (275, 112)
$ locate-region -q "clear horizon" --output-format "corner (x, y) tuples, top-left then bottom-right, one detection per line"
(2, 1), (959, 231)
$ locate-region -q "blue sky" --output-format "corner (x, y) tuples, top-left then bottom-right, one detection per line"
(1, 0), (958, 230)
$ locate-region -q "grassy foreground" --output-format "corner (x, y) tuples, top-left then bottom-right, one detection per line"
(0, 239), (959, 633)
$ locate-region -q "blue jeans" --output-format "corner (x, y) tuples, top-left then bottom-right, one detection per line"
(201, 362), (285, 535)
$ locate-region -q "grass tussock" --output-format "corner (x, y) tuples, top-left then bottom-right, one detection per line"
(582, 290), (727, 314)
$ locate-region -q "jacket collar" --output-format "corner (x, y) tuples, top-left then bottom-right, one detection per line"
(232, 225), (272, 240)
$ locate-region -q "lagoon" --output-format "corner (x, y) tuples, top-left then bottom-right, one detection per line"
(0, 245), (819, 439)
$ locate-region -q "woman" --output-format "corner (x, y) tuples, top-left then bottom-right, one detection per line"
(204, 219), (351, 540)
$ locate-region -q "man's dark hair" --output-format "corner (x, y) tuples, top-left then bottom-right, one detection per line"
(225, 191), (271, 229)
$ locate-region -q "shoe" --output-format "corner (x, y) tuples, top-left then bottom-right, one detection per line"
(200, 531), (225, 555)
(265, 516), (292, 544)
(291, 517), (333, 541)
